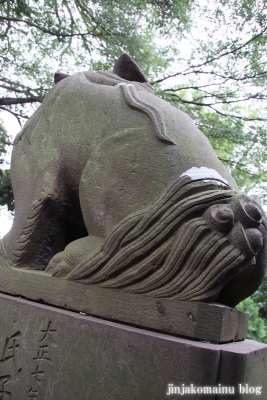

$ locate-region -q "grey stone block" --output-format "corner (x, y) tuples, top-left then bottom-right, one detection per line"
(0, 266), (249, 343)
(0, 293), (266, 400)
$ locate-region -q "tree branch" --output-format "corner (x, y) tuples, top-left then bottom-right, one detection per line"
(0, 16), (99, 38)
(0, 96), (41, 106)
(164, 90), (267, 109)
(208, 105), (267, 122)
(0, 106), (28, 127)
(152, 27), (267, 85)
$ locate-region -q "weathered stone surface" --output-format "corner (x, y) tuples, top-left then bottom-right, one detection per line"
(0, 265), (249, 343)
(218, 340), (267, 396)
(0, 53), (266, 309)
(0, 293), (266, 400)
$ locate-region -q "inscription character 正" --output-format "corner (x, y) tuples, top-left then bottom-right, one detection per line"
(33, 345), (51, 363)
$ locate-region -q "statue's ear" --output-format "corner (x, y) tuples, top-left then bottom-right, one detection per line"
(54, 73), (70, 84)
(113, 54), (149, 83)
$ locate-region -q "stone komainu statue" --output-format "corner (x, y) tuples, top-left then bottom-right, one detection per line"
(0, 54), (266, 307)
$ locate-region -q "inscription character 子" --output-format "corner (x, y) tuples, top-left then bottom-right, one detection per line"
(0, 375), (12, 400)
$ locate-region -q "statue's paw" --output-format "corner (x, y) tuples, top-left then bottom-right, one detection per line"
(203, 194), (266, 306)
(46, 252), (73, 278)
(46, 236), (102, 279)
(204, 194), (264, 258)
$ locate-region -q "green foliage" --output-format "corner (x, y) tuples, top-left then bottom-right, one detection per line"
(0, 120), (8, 164)
(0, 169), (13, 211)
(237, 276), (267, 344)
(252, 278), (267, 322)
(0, 0), (192, 109)
(0, 120), (13, 211)
(237, 296), (267, 343)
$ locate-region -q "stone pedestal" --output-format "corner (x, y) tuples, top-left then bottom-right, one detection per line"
(0, 293), (266, 400)
(0, 267), (249, 343)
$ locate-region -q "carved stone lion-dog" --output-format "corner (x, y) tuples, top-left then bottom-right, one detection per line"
(0, 54), (266, 307)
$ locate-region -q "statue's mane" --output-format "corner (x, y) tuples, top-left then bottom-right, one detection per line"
(67, 175), (250, 303)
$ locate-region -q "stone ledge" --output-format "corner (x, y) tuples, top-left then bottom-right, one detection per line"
(0, 265), (248, 343)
